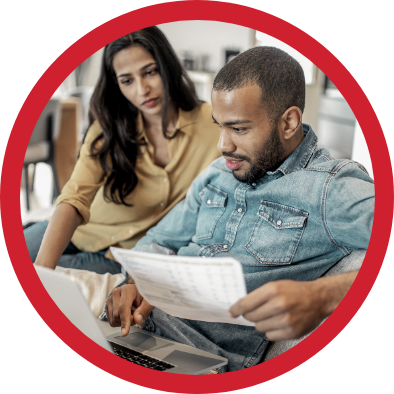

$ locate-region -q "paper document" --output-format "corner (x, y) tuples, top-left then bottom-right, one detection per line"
(111, 248), (254, 326)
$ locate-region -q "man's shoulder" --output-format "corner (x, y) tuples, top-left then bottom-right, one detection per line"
(202, 157), (230, 176)
(193, 157), (232, 186)
(306, 148), (372, 178)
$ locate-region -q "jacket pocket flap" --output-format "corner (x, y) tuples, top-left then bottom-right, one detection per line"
(258, 201), (308, 229)
(199, 185), (227, 207)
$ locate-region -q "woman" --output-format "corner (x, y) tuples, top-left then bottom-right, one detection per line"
(25, 26), (220, 274)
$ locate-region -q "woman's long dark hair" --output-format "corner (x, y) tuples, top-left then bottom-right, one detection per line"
(88, 26), (200, 205)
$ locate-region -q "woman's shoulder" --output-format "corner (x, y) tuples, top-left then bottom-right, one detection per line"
(189, 102), (218, 136)
(190, 102), (213, 121)
(180, 102), (214, 128)
(83, 120), (103, 145)
(175, 102), (218, 146)
(197, 101), (213, 112)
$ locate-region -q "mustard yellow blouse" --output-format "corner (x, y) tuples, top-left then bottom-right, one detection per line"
(56, 103), (220, 258)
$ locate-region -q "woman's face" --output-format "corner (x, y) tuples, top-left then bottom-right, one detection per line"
(112, 45), (165, 117)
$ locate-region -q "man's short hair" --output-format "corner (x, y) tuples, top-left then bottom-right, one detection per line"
(213, 46), (306, 125)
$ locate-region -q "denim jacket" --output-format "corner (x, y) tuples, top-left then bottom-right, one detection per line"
(131, 124), (374, 372)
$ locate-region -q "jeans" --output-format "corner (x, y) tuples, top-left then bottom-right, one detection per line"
(24, 220), (123, 275)
(101, 244), (269, 372)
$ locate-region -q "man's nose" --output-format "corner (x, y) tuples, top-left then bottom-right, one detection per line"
(217, 130), (236, 154)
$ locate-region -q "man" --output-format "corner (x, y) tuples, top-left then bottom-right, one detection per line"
(104, 46), (374, 372)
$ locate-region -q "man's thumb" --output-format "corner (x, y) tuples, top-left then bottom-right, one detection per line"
(134, 300), (154, 325)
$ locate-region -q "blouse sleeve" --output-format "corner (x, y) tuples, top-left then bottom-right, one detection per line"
(55, 121), (106, 225)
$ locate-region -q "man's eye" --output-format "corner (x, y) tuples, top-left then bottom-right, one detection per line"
(233, 127), (245, 132)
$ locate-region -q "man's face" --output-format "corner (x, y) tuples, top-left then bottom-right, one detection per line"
(212, 84), (285, 184)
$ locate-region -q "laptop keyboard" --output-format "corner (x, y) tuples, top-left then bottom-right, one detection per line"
(110, 342), (175, 371)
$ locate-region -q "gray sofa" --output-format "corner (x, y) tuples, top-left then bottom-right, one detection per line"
(262, 249), (366, 361)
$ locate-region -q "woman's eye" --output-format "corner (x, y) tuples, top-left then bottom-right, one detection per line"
(121, 79), (132, 85)
(146, 68), (158, 76)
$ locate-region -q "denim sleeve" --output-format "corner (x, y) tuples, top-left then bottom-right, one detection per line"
(324, 161), (375, 253)
(134, 170), (205, 254)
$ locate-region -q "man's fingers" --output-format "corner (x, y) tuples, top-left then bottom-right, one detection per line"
(111, 288), (121, 322)
(264, 327), (298, 342)
(106, 284), (151, 335)
(229, 283), (275, 317)
(106, 294), (120, 327)
(243, 298), (286, 323)
(133, 300), (154, 325)
(105, 301), (111, 325)
(120, 313), (134, 337)
(253, 312), (288, 333)
(119, 285), (137, 336)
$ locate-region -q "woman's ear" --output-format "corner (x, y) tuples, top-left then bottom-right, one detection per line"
(280, 106), (302, 140)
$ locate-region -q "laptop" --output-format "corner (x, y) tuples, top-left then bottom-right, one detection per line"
(35, 266), (228, 374)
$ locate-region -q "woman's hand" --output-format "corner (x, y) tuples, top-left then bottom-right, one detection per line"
(105, 284), (155, 336)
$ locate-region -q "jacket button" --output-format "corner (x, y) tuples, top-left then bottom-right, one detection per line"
(207, 200), (211, 205)
(277, 220), (282, 226)
(238, 208), (242, 213)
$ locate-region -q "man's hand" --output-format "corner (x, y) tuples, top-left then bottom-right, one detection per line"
(105, 284), (154, 336)
(229, 271), (358, 341)
(229, 280), (324, 341)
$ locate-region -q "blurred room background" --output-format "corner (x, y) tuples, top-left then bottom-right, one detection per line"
(21, 21), (372, 226)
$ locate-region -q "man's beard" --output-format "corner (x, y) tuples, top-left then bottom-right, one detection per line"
(225, 126), (285, 184)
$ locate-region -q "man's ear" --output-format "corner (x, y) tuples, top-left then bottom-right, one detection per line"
(279, 106), (302, 140)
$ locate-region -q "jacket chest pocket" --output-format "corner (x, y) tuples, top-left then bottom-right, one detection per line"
(246, 201), (308, 265)
(196, 185), (227, 240)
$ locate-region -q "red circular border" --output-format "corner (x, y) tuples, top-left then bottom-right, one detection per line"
(2, 1), (393, 392)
